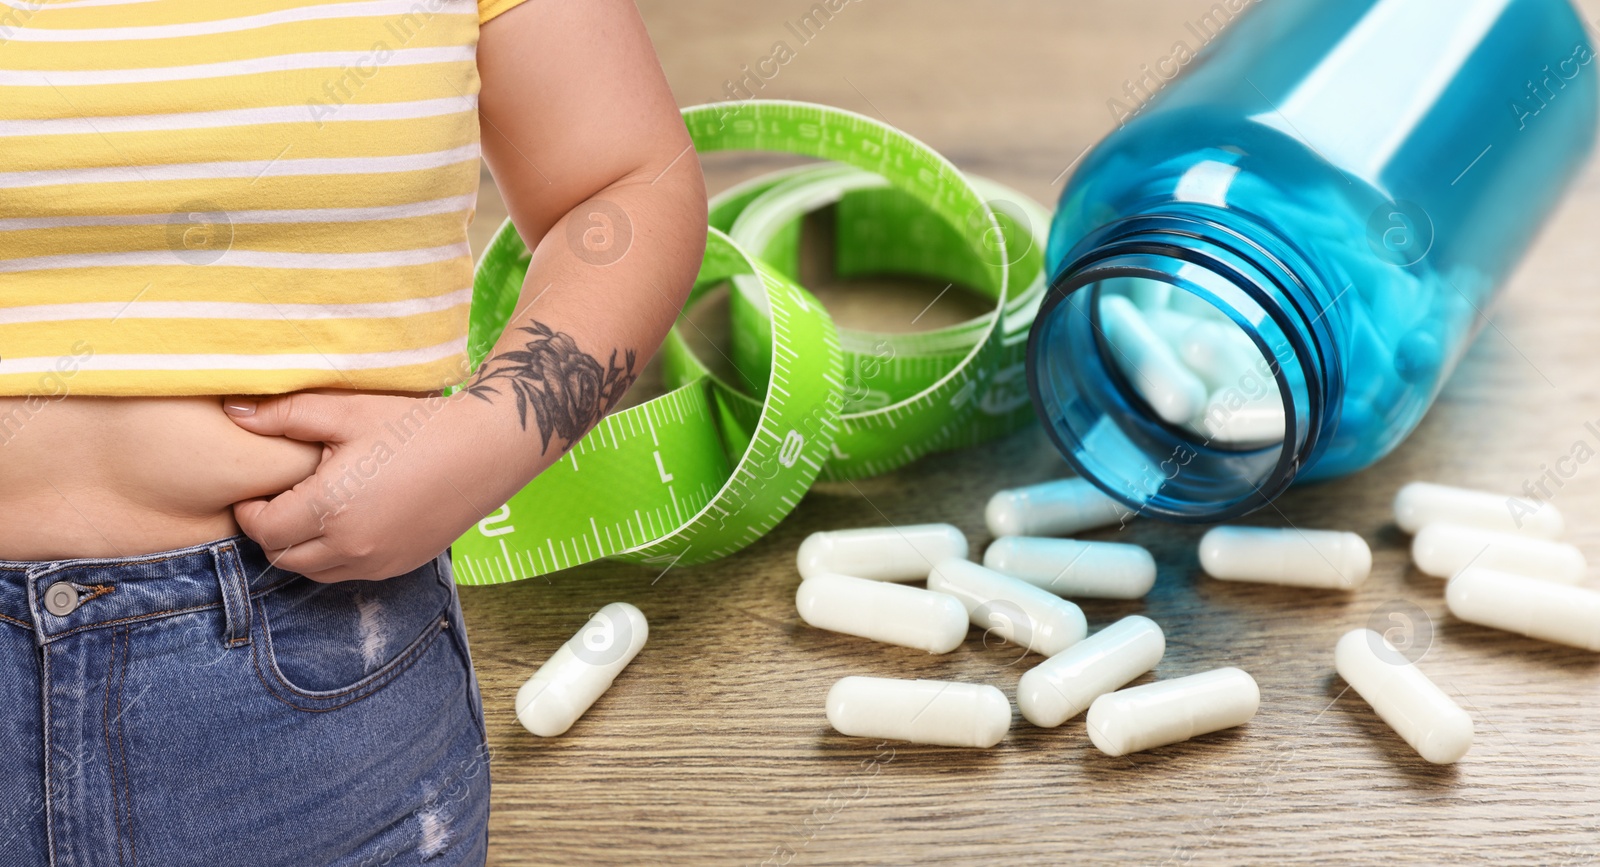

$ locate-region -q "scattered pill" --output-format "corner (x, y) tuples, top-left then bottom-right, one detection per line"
(1392, 481), (1563, 538)
(1018, 615), (1166, 728)
(927, 558), (1087, 657)
(795, 573), (969, 654)
(1411, 523), (1585, 583)
(1099, 294), (1209, 425)
(1446, 567), (1600, 651)
(982, 536), (1156, 599)
(1198, 526), (1371, 589)
(1085, 667), (1260, 756)
(796, 523), (968, 582)
(516, 602), (648, 737)
(1334, 628), (1473, 764)
(826, 675), (1011, 748)
(985, 477), (1133, 538)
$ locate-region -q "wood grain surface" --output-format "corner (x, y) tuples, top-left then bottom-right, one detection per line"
(462, 2), (1600, 863)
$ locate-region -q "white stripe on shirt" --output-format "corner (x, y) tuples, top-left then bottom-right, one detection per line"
(0, 193), (477, 233)
(0, 287), (473, 325)
(0, 142), (480, 190)
(0, 337), (469, 374)
(0, 0), (475, 43)
(0, 95), (476, 137)
(0, 242), (471, 273)
(0, 47), (477, 87)
(1, 0), (160, 11)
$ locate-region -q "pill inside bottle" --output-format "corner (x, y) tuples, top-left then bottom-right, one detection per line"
(1093, 281), (1286, 451)
(1097, 294), (1209, 426)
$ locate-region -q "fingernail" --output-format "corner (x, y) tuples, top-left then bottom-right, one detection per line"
(224, 399), (257, 416)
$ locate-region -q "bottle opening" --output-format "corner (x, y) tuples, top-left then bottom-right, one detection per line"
(1027, 250), (1323, 522)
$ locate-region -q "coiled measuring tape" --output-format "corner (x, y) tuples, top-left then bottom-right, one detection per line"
(449, 101), (1049, 584)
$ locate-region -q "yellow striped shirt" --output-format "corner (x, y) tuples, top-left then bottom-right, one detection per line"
(0, 0), (530, 396)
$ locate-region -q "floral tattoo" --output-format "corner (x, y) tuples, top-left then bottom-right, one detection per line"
(465, 321), (639, 454)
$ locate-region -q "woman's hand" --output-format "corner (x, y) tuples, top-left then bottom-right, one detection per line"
(223, 390), (525, 582)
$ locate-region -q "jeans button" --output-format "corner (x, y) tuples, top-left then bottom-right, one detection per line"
(44, 582), (79, 616)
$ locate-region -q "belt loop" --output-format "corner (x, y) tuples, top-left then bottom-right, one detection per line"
(212, 541), (252, 648)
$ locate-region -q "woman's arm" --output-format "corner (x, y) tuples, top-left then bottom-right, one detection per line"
(222, 0), (707, 581)
(466, 0), (707, 453)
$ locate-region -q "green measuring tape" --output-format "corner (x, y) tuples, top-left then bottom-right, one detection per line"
(448, 101), (1049, 584)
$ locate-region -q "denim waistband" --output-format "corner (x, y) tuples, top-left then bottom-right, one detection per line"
(0, 533), (296, 647)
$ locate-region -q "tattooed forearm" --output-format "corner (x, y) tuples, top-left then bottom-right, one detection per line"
(465, 320), (639, 454)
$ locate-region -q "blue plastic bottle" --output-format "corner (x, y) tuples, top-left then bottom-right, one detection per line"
(1027, 0), (1599, 521)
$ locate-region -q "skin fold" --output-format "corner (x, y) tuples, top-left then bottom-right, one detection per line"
(0, 0), (708, 580)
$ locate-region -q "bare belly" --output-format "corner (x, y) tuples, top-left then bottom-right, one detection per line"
(0, 395), (336, 561)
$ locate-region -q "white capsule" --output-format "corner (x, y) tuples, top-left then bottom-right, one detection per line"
(982, 537), (1156, 599)
(1198, 387), (1286, 445)
(1100, 275), (1177, 313)
(825, 676), (1011, 748)
(795, 573), (968, 654)
(1446, 567), (1600, 651)
(1411, 523), (1585, 583)
(1018, 615), (1166, 728)
(1126, 278), (1177, 313)
(1099, 294), (1209, 425)
(1177, 319), (1261, 392)
(1393, 481), (1563, 538)
(1085, 667), (1260, 756)
(1198, 526), (1371, 590)
(1143, 308), (1205, 348)
(516, 602), (648, 737)
(796, 523), (968, 582)
(985, 477), (1133, 538)
(1168, 288), (1230, 321)
(1334, 628), (1473, 764)
(927, 558), (1087, 657)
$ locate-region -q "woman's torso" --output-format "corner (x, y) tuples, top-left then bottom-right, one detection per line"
(0, 0), (499, 562)
(0, 396), (325, 561)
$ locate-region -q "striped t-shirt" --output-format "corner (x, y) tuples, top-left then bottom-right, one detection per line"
(0, 0), (530, 396)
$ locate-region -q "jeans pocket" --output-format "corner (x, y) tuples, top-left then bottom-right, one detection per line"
(252, 556), (453, 712)
(436, 552), (489, 743)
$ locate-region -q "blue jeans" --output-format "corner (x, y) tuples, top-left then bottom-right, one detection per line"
(0, 534), (491, 866)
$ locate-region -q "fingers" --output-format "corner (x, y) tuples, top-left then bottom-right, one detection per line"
(221, 392), (355, 442)
(233, 488), (331, 553)
(237, 491), (393, 581)
(263, 538), (411, 583)
(260, 537), (352, 580)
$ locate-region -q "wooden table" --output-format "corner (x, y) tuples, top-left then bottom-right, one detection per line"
(462, 2), (1600, 863)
